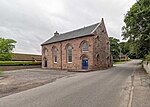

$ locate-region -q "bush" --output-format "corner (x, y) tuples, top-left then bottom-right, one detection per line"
(0, 53), (12, 61)
(0, 61), (41, 66)
(145, 52), (150, 61)
(127, 57), (130, 61)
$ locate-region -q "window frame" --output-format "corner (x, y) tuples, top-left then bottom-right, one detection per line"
(67, 46), (72, 63)
(82, 42), (88, 52)
(53, 48), (57, 63)
(44, 48), (48, 57)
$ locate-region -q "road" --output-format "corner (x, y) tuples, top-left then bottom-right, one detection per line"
(0, 60), (141, 107)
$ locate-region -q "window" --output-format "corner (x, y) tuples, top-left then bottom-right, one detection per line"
(67, 46), (72, 63)
(44, 48), (48, 57)
(107, 42), (110, 51)
(82, 42), (88, 52)
(96, 54), (100, 64)
(53, 48), (57, 63)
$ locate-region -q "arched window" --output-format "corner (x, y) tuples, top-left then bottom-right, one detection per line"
(107, 41), (110, 51)
(44, 48), (48, 57)
(96, 54), (100, 64)
(53, 48), (57, 63)
(82, 42), (88, 52)
(67, 46), (72, 63)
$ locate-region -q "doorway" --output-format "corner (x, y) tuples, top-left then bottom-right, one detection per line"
(82, 58), (88, 70)
(44, 58), (48, 67)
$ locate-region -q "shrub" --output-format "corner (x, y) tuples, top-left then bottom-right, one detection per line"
(0, 53), (12, 61)
(0, 61), (41, 66)
(145, 52), (150, 61)
(127, 57), (130, 61)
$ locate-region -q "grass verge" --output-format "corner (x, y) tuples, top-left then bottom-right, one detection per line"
(114, 61), (123, 64)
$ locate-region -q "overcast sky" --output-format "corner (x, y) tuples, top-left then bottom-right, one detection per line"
(0, 0), (136, 55)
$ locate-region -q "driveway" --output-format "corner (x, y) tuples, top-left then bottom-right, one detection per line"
(0, 68), (75, 98)
(0, 60), (149, 107)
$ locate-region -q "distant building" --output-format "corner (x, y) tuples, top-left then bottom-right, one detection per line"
(41, 18), (113, 71)
(12, 53), (41, 61)
(119, 54), (128, 61)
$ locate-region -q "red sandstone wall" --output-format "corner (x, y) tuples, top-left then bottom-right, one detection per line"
(42, 36), (94, 71)
(93, 20), (112, 69)
(42, 20), (112, 71)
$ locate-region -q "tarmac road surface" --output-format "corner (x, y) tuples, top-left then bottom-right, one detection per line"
(0, 60), (141, 107)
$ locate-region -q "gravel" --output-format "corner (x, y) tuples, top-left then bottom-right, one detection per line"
(0, 68), (75, 98)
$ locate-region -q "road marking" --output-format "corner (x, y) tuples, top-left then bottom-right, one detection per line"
(128, 65), (137, 107)
(128, 86), (134, 107)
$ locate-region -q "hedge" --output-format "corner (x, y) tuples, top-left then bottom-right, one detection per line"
(0, 61), (41, 66)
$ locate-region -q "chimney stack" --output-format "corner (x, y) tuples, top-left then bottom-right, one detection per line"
(101, 18), (104, 23)
(54, 31), (59, 36)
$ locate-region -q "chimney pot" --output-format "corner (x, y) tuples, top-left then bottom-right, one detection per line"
(54, 31), (59, 36)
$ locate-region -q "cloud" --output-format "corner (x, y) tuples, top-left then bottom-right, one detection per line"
(0, 0), (136, 54)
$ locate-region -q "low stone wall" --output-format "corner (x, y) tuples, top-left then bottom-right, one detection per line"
(0, 65), (41, 71)
(143, 61), (150, 74)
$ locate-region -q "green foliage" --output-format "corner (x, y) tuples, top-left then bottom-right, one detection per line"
(119, 42), (130, 55)
(0, 38), (16, 61)
(145, 52), (150, 61)
(122, 0), (150, 58)
(113, 61), (123, 64)
(0, 53), (12, 61)
(109, 37), (120, 59)
(0, 61), (41, 66)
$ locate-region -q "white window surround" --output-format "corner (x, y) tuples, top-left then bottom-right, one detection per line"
(54, 48), (57, 63)
(44, 48), (48, 56)
(67, 46), (72, 63)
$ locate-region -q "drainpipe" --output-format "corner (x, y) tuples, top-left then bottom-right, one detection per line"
(60, 42), (62, 70)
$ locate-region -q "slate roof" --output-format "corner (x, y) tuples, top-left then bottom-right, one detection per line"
(42, 22), (100, 45)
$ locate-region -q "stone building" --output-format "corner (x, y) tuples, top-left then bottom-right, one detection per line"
(41, 18), (113, 71)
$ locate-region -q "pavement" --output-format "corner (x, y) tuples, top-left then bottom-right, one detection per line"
(0, 60), (150, 107)
(132, 63), (150, 107)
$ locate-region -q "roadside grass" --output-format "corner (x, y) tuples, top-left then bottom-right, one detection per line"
(113, 60), (129, 64)
(114, 61), (123, 64)
(0, 61), (41, 66)
(114, 58), (131, 64)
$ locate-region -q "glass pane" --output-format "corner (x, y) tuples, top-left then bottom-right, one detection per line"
(68, 46), (72, 62)
(82, 43), (88, 52)
(54, 48), (57, 62)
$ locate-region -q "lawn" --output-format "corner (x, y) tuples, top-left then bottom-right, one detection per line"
(113, 60), (129, 64)
(114, 61), (123, 64)
(0, 61), (41, 66)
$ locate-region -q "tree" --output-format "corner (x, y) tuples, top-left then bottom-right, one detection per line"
(109, 37), (120, 59)
(119, 42), (130, 55)
(0, 38), (16, 61)
(122, 0), (150, 58)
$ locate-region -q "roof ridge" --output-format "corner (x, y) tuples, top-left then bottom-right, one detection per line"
(60, 22), (100, 35)
(42, 22), (100, 45)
